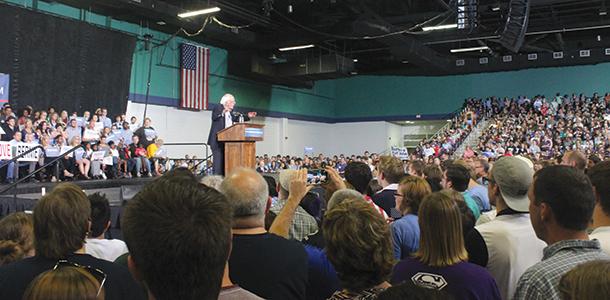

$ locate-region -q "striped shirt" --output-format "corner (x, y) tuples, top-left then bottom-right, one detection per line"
(513, 239), (609, 300)
(364, 195), (390, 221)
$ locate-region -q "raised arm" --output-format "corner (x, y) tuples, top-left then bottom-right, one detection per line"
(269, 168), (311, 238)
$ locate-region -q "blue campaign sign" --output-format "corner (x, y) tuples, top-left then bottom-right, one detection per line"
(0, 73), (9, 103)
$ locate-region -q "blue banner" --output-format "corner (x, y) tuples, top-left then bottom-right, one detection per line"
(0, 73), (9, 103)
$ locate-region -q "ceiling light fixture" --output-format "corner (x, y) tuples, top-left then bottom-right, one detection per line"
(178, 7), (221, 18)
(450, 46), (489, 53)
(278, 44), (315, 51)
(353, 58), (358, 62)
(491, 6), (501, 12)
(422, 24), (458, 31)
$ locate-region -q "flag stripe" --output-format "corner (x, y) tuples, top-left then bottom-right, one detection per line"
(180, 43), (209, 110)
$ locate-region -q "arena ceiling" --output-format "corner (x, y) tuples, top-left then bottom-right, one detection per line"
(45, 0), (610, 86)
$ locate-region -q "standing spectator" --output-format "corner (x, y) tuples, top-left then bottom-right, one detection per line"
(342, 162), (389, 220)
(586, 161), (610, 254)
(558, 260), (610, 300)
(325, 199), (394, 299)
(0, 212), (34, 266)
(442, 164), (481, 220)
(221, 168), (308, 299)
(465, 157), (546, 300)
(560, 150), (587, 171)
(85, 193), (128, 262)
(64, 118), (82, 144)
(134, 117), (157, 149)
(22, 266), (105, 300)
(513, 166), (609, 300)
(1, 116), (17, 141)
(0, 183), (145, 300)
(372, 155), (405, 216)
(391, 192), (501, 300)
(391, 177), (431, 259)
(271, 170), (318, 241)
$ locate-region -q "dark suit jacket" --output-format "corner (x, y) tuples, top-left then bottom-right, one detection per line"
(1, 124), (17, 141)
(372, 188), (397, 216)
(207, 105), (250, 149)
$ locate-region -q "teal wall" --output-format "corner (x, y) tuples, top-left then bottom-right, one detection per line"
(333, 63), (610, 118)
(3, 0), (336, 119)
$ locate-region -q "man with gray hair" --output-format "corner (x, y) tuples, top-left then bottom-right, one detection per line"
(221, 168), (308, 299)
(200, 174), (224, 191)
(465, 156), (546, 300)
(270, 170), (318, 241)
(207, 93), (257, 175)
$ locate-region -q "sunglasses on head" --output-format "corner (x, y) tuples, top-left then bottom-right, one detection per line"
(53, 260), (106, 297)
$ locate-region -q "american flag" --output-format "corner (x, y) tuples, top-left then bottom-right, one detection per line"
(180, 43), (209, 110)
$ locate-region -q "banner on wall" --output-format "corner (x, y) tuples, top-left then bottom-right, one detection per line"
(0, 73), (9, 104)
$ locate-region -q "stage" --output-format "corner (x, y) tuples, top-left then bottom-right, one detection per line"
(0, 177), (155, 239)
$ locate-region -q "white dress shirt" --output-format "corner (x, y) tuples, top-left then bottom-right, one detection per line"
(224, 112), (233, 128)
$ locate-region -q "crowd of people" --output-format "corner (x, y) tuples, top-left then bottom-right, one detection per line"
(0, 103), (179, 183)
(0, 149), (609, 299)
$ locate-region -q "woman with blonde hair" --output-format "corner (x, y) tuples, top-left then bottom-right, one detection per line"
(391, 192), (501, 299)
(559, 260), (610, 300)
(23, 265), (105, 300)
(391, 176), (431, 259)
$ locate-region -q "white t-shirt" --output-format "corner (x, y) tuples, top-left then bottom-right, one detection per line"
(85, 238), (129, 262)
(475, 214), (547, 300)
(590, 226), (610, 255)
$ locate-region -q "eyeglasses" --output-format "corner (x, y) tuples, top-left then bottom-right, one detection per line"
(53, 260), (106, 297)
(394, 192), (404, 197)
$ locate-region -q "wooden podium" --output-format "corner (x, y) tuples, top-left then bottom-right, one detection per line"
(217, 123), (264, 175)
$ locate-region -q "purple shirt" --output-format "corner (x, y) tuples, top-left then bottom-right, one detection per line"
(391, 258), (501, 300)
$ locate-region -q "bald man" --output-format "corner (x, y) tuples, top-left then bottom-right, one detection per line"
(207, 94), (257, 175)
(220, 169), (308, 299)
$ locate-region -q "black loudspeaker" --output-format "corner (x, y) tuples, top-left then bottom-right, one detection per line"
(498, 0), (530, 53)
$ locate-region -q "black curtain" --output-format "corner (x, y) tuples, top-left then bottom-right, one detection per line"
(0, 3), (135, 116)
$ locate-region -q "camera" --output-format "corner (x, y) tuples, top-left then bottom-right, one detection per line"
(307, 169), (328, 184)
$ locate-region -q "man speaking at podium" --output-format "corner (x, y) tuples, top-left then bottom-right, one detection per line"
(207, 93), (257, 175)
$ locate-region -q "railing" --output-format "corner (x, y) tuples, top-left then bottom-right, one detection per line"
(162, 142), (211, 175)
(0, 144), (85, 195)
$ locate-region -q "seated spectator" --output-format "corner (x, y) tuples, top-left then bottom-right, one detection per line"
(82, 119), (100, 143)
(122, 169), (260, 299)
(377, 281), (453, 300)
(558, 260), (610, 300)
(513, 166), (609, 299)
(324, 199), (394, 299)
(392, 176), (431, 259)
(270, 170), (319, 241)
(442, 164), (481, 220)
(146, 138), (165, 176)
(0, 212), (34, 266)
(465, 156), (546, 300)
(221, 168), (308, 299)
(69, 136), (90, 179)
(586, 161), (610, 254)
(84, 193), (128, 262)
(372, 156), (405, 216)
(128, 135), (151, 177)
(23, 266), (105, 300)
(561, 150), (587, 171)
(391, 192), (501, 299)
(0, 183), (145, 300)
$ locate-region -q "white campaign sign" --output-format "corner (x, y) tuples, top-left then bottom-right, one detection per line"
(391, 146), (409, 160)
(0, 141), (11, 160)
(14, 143), (41, 162)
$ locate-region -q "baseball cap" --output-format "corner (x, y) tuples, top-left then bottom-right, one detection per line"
(279, 169), (298, 191)
(490, 156), (534, 212)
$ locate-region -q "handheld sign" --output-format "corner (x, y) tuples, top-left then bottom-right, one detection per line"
(391, 146), (409, 160)
(15, 143), (40, 162)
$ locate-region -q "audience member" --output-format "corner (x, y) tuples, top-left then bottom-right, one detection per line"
(343, 162), (389, 219)
(558, 260), (610, 300)
(442, 164), (481, 220)
(271, 169), (318, 241)
(221, 168), (308, 299)
(513, 166), (609, 299)
(465, 156), (546, 300)
(561, 150), (587, 171)
(84, 193), (128, 262)
(391, 192), (501, 299)
(391, 176), (431, 259)
(372, 155), (405, 215)
(122, 169), (260, 299)
(324, 199), (394, 299)
(423, 164), (443, 192)
(200, 174), (224, 191)
(0, 183), (145, 300)
(22, 265), (105, 300)
(0, 212), (34, 266)
(586, 161), (610, 254)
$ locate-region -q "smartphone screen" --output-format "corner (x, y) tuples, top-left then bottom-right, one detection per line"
(307, 169), (328, 184)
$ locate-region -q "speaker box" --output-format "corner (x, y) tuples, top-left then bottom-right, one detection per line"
(498, 0), (530, 52)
